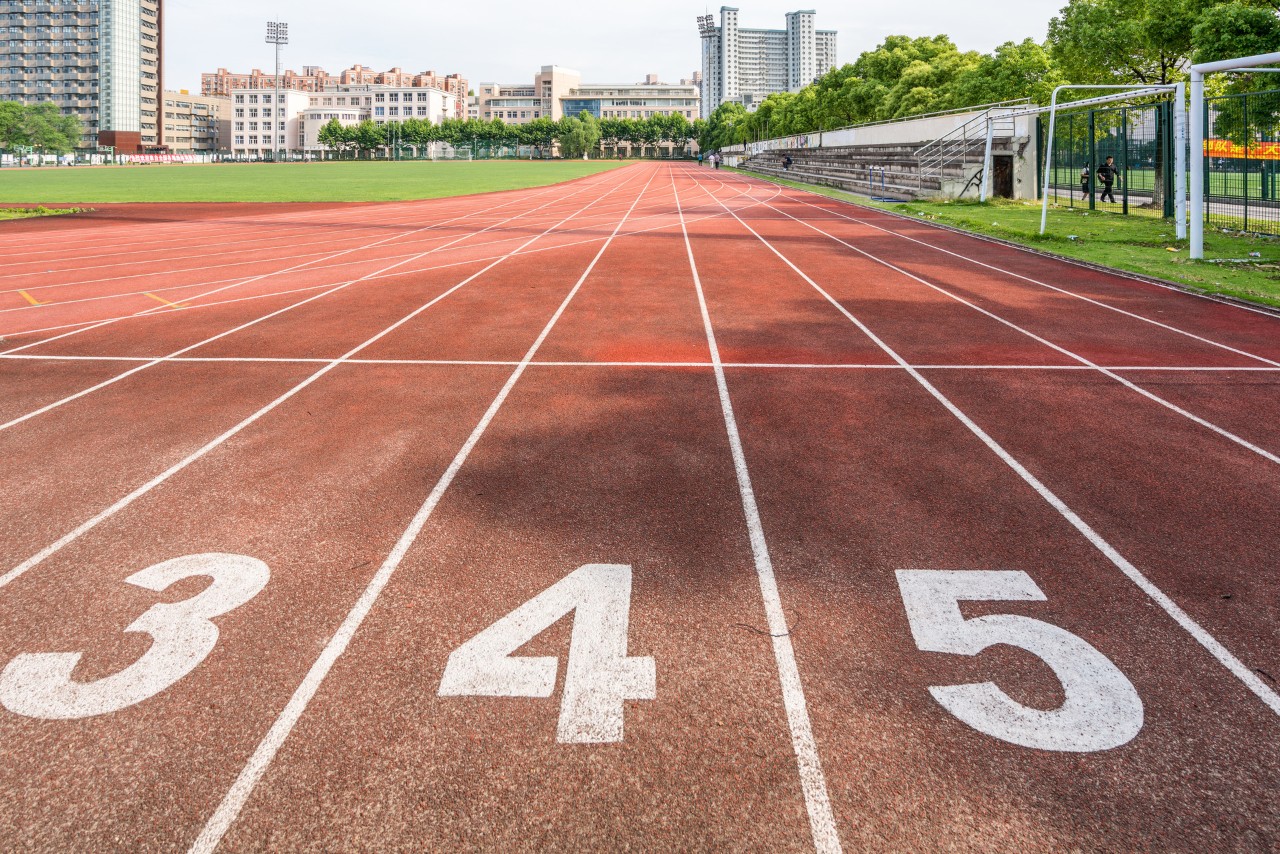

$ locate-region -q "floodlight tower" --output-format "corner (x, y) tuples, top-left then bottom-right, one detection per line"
(696, 14), (718, 119)
(266, 21), (289, 160)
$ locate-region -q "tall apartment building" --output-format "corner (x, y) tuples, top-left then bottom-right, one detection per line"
(162, 89), (230, 152)
(203, 64), (467, 117)
(0, 0), (163, 151)
(697, 7), (836, 118)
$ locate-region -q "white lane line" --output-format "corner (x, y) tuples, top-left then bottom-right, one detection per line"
(0, 175), (604, 354)
(694, 167), (1280, 719)
(758, 202), (1280, 467)
(0, 190), (766, 345)
(673, 168), (842, 854)
(187, 163), (662, 854)
(0, 203), (697, 319)
(0, 173), (626, 432)
(770, 185), (1280, 363)
(5, 351), (1280, 375)
(0, 197), (512, 277)
(0, 167), (647, 593)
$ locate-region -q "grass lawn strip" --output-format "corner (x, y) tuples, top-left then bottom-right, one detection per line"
(732, 167), (1280, 311)
(0, 206), (90, 221)
(0, 160), (630, 204)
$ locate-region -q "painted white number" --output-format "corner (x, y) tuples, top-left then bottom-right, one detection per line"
(438, 563), (655, 744)
(0, 553), (269, 720)
(895, 570), (1143, 753)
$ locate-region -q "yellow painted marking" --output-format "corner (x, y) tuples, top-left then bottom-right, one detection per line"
(145, 292), (187, 309)
(17, 290), (43, 306)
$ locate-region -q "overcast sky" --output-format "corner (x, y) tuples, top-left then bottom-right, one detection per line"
(165, 0), (1069, 93)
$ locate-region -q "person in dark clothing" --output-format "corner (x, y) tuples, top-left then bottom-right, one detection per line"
(1079, 165), (1090, 199)
(783, 155), (793, 171)
(1097, 156), (1120, 203)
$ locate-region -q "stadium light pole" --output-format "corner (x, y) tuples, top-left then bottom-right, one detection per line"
(266, 21), (289, 162)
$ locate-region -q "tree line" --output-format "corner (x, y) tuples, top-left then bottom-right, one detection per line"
(317, 111), (701, 158)
(696, 0), (1280, 152)
(0, 102), (82, 152)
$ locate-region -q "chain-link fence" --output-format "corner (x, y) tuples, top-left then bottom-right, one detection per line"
(1205, 88), (1280, 235)
(1038, 100), (1175, 219)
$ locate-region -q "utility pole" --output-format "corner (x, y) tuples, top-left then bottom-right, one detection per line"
(266, 21), (289, 161)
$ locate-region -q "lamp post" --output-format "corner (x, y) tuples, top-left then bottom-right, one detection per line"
(265, 21), (289, 161)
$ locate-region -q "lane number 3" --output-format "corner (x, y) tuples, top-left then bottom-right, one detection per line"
(1, 553), (269, 720)
(896, 570), (1143, 752)
(439, 564), (656, 744)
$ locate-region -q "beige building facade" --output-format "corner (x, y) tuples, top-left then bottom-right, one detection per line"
(476, 66), (582, 125)
(203, 64), (467, 117)
(162, 90), (232, 152)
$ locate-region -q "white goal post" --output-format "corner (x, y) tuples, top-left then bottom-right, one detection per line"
(1190, 51), (1280, 259)
(1035, 84), (1184, 239)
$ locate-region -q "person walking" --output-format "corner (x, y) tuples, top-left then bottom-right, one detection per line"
(1079, 165), (1091, 200)
(1097, 155), (1120, 203)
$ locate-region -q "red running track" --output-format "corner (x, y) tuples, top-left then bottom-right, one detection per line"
(0, 163), (1278, 852)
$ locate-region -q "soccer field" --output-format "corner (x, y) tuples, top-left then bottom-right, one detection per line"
(0, 160), (630, 204)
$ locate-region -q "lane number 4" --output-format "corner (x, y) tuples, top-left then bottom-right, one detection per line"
(438, 563), (656, 744)
(896, 570), (1143, 753)
(0, 554), (269, 720)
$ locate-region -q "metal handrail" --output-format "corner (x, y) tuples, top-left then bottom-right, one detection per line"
(916, 107), (1016, 182)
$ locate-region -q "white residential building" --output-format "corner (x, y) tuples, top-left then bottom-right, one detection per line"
(228, 84), (456, 156)
(228, 88), (310, 157)
(478, 68), (699, 124)
(698, 6), (837, 117)
(298, 84), (455, 150)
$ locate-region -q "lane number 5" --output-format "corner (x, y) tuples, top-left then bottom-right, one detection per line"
(1, 553), (269, 720)
(896, 570), (1143, 753)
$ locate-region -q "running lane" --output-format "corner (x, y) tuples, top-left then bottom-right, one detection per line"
(0, 166), (649, 849)
(680, 164), (1280, 851)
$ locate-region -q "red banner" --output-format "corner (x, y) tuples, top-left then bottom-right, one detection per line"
(1205, 139), (1280, 161)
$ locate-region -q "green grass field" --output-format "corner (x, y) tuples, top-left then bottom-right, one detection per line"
(0, 160), (631, 204)
(733, 168), (1280, 309)
(1048, 166), (1280, 198)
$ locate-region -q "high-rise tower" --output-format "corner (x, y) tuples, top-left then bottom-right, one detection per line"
(698, 7), (837, 119)
(0, 0), (163, 152)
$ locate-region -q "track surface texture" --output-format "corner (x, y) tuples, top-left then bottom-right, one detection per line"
(1, 163), (1277, 852)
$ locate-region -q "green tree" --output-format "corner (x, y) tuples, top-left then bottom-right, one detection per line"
(702, 101), (749, 150)
(0, 101), (30, 149)
(1047, 0), (1196, 85)
(1192, 3), (1280, 92)
(353, 119), (385, 157)
(4, 102), (81, 152)
(523, 117), (558, 157)
(556, 111), (601, 158)
(943, 39), (1068, 110)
